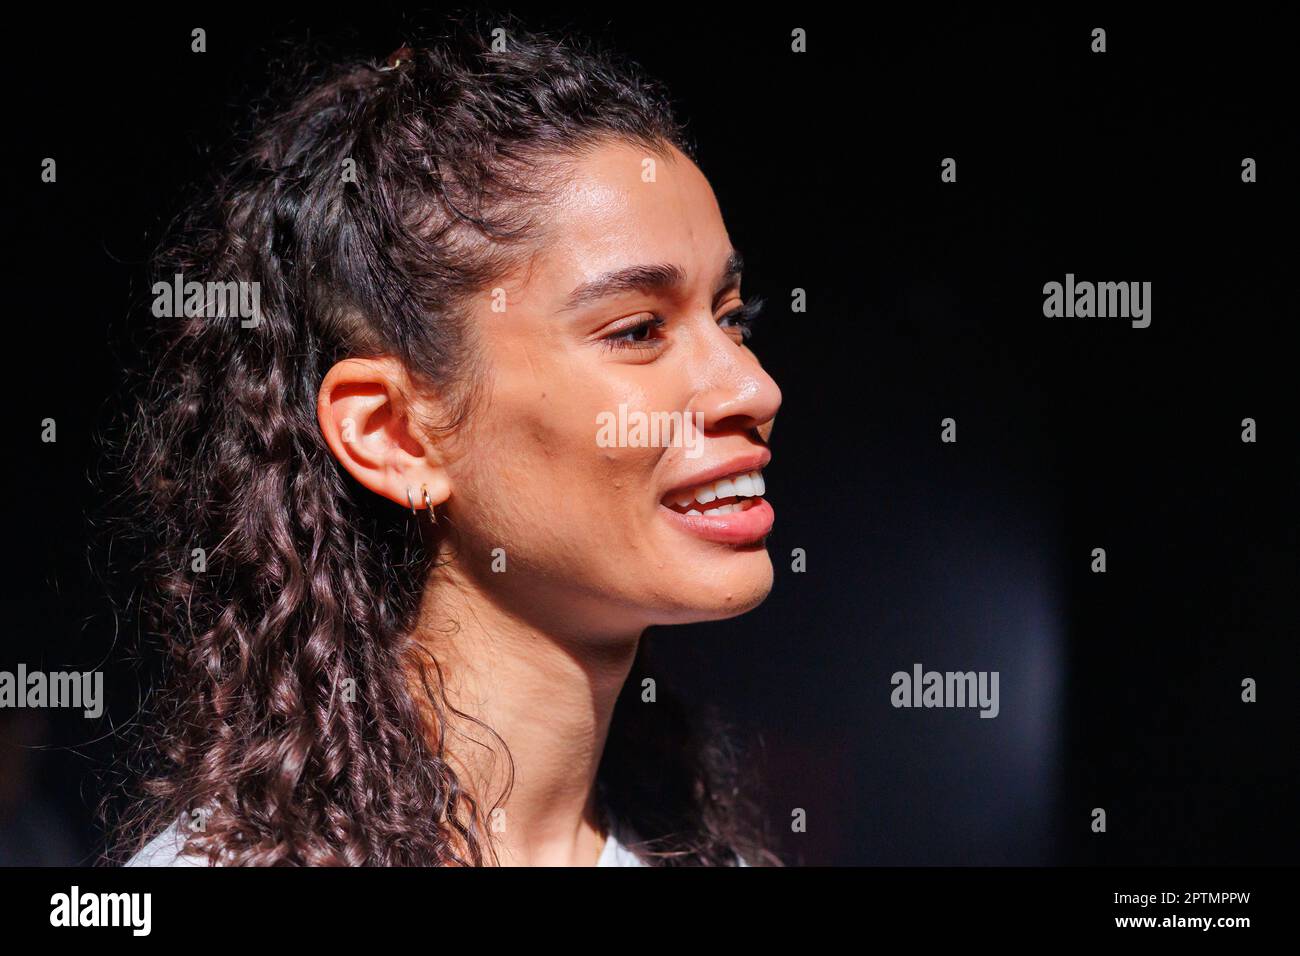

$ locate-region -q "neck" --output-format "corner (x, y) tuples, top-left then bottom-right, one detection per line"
(411, 563), (641, 866)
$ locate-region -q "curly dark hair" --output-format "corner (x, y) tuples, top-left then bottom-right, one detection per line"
(99, 13), (777, 866)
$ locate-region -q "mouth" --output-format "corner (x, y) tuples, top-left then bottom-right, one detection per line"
(661, 468), (766, 516)
(658, 461), (774, 545)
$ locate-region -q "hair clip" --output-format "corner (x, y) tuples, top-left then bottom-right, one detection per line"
(381, 45), (414, 71)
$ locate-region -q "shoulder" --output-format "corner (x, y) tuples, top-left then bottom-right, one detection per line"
(125, 817), (752, 867)
(124, 820), (212, 868)
(598, 819), (752, 867)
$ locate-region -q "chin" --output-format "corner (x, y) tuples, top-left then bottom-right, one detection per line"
(654, 551), (774, 624)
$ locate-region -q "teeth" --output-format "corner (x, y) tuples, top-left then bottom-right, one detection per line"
(670, 469), (766, 511)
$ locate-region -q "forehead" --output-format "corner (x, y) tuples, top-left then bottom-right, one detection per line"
(536, 141), (729, 291)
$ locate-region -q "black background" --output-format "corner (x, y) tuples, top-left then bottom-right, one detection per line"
(4, 7), (1296, 866)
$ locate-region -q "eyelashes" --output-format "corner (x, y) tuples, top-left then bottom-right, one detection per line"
(601, 316), (666, 351)
(601, 295), (766, 352)
(721, 294), (765, 342)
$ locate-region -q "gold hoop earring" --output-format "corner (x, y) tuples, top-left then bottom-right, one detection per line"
(422, 486), (439, 527)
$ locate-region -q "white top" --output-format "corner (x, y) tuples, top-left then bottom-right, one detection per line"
(125, 818), (649, 867)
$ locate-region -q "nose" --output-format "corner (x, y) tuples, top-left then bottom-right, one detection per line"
(688, 336), (782, 442)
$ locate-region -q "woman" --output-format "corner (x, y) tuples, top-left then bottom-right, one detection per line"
(110, 16), (781, 867)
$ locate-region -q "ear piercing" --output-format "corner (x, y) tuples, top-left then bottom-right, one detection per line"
(406, 485), (439, 526)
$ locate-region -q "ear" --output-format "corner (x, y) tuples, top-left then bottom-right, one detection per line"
(316, 357), (451, 512)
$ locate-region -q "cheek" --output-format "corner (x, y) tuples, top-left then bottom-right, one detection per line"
(449, 381), (656, 567)
(448, 408), (566, 553)
(445, 379), (775, 622)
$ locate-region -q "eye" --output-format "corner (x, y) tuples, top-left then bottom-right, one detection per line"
(601, 315), (666, 351)
(719, 294), (765, 342)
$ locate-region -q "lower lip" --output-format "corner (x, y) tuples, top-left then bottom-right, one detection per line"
(658, 497), (775, 545)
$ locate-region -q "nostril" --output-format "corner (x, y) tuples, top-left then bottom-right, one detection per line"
(711, 414), (757, 434)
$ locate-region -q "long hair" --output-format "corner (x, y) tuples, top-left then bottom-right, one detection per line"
(100, 14), (777, 866)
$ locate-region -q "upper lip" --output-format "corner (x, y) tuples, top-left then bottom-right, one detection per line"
(660, 449), (772, 500)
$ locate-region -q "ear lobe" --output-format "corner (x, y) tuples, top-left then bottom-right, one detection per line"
(316, 357), (451, 511)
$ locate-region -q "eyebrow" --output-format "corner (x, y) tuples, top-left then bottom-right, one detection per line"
(559, 249), (744, 312)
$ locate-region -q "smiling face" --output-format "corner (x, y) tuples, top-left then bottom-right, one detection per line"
(429, 138), (781, 639)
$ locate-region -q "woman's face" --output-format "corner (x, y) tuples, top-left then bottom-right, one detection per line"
(440, 140), (781, 639)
